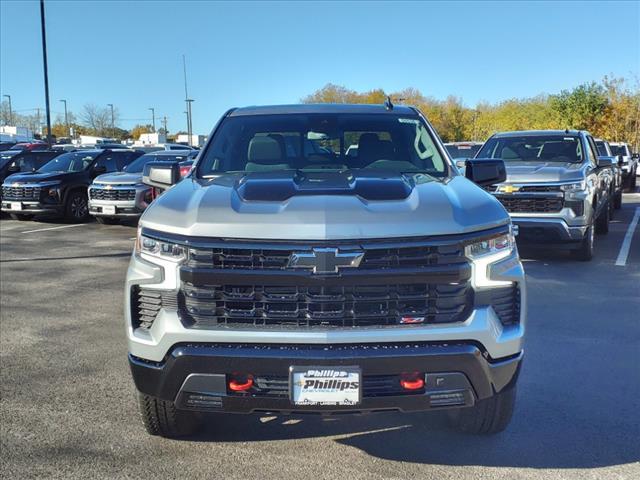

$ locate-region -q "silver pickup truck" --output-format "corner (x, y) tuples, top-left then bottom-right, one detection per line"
(476, 130), (616, 260)
(126, 103), (526, 438)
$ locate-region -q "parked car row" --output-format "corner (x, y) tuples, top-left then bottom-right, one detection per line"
(0, 148), (197, 223)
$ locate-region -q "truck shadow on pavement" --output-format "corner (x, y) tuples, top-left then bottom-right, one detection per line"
(185, 388), (638, 470)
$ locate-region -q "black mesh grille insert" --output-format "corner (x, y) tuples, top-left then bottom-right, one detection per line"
(179, 282), (473, 328)
(488, 285), (520, 326)
(496, 196), (563, 213)
(1, 186), (42, 200)
(89, 188), (136, 201)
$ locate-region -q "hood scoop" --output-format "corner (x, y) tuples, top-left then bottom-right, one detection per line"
(235, 171), (414, 202)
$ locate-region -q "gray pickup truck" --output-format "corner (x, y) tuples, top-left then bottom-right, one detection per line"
(609, 142), (638, 191)
(126, 103), (526, 438)
(476, 130), (616, 260)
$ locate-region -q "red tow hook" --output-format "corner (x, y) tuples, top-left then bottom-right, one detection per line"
(400, 373), (425, 391)
(228, 374), (254, 392)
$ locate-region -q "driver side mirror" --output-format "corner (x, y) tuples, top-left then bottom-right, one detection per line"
(7, 164), (20, 174)
(142, 162), (180, 189)
(597, 156), (616, 168)
(464, 159), (507, 186)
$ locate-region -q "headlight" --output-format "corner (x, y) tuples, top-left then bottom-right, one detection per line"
(560, 181), (586, 192)
(135, 228), (187, 263)
(465, 232), (514, 260)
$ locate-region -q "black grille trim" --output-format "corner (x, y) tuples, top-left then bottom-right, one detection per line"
(495, 195), (564, 213)
(179, 282), (473, 329)
(476, 285), (521, 326)
(2, 186), (42, 200)
(90, 187), (136, 201)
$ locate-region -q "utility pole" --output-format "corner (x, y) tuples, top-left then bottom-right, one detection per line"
(2, 95), (12, 125)
(60, 99), (69, 136)
(162, 116), (168, 135)
(182, 55), (195, 146)
(36, 108), (41, 135)
(40, 0), (52, 146)
(148, 107), (155, 132)
(107, 103), (114, 138)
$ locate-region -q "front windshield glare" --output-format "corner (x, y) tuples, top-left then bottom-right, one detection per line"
(197, 113), (449, 177)
(37, 151), (99, 173)
(477, 135), (584, 163)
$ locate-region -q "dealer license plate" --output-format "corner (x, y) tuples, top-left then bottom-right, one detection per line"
(290, 366), (361, 406)
(10, 202), (22, 211)
(102, 205), (116, 215)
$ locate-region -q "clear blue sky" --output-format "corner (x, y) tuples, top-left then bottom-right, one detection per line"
(1, 0), (638, 134)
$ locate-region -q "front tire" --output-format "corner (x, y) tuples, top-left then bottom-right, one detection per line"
(138, 393), (201, 438)
(448, 387), (516, 435)
(614, 190), (622, 210)
(65, 190), (89, 223)
(572, 224), (594, 261)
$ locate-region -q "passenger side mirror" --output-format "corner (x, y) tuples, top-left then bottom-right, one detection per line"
(597, 156), (616, 168)
(464, 159), (506, 186)
(632, 153), (639, 160)
(143, 162), (180, 189)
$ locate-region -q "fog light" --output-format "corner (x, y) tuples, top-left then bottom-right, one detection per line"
(228, 374), (254, 392)
(400, 373), (425, 391)
(429, 391), (466, 406)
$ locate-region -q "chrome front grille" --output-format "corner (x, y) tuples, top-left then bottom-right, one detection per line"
(2, 186), (42, 200)
(90, 187), (136, 201)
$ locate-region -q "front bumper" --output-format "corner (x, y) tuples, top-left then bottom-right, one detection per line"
(1, 200), (62, 215)
(129, 342), (523, 414)
(89, 201), (144, 218)
(511, 217), (587, 244)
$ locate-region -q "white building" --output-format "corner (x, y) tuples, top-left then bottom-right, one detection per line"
(176, 134), (207, 147)
(0, 125), (34, 143)
(135, 132), (167, 146)
(78, 135), (118, 146)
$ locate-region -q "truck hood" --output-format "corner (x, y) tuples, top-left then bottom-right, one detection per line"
(93, 171), (142, 185)
(2, 171), (72, 185)
(140, 173), (509, 240)
(502, 161), (585, 184)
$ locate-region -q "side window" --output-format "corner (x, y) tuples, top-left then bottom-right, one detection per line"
(94, 155), (118, 172)
(115, 151), (138, 170)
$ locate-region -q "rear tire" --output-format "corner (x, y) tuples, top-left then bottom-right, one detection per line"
(137, 393), (201, 438)
(448, 387), (516, 435)
(65, 190), (89, 223)
(9, 213), (33, 221)
(572, 224), (594, 261)
(595, 201), (609, 234)
(95, 216), (120, 225)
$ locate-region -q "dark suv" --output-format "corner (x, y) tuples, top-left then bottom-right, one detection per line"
(0, 149), (63, 186)
(1, 149), (143, 222)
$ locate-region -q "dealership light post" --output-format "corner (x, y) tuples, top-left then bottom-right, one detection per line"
(107, 103), (114, 138)
(186, 99), (194, 146)
(40, 0), (53, 146)
(149, 107), (155, 132)
(3, 95), (12, 126)
(60, 99), (69, 136)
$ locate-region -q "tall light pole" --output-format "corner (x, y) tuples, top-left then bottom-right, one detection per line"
(40, 0), (52, 146)
(148, 107), (155, 132)
(3, 95), (12, 126)
(182, 55), (195, 146)
(107, 103), (114, 138)
(186, 99), (194, 146)
(60, 99), (69, 136)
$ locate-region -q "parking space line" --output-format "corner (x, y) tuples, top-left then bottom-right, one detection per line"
(615, 207), (640, 266)
(21, 224), (86, 234)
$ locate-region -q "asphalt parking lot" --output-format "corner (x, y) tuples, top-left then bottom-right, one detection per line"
(1, 193), (639, 480)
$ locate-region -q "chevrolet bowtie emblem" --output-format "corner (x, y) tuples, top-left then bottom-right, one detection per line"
(500, 185), (520, 194)
(104, 185), (113, 190)
(12, 183), (20, 187)
(288, 248), (364, 274)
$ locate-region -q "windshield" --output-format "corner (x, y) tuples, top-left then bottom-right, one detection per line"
(445, 144), (482, 159)
(477, 135), (583, 163)
(610, 145), (628, 156)
(197, 113), (449, 177)
(124, 153), (190, 173)
(37, 151), (100, 173)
